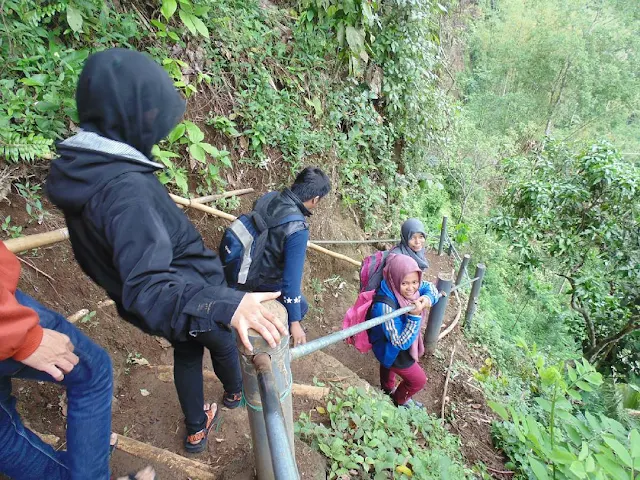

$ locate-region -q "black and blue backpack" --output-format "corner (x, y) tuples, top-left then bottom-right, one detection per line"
(219, 191), (306, 290)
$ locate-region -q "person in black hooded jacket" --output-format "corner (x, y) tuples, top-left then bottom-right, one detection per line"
(46, 48), (285, 454)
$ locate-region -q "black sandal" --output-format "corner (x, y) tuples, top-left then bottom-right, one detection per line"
(184, 403), (221, 454)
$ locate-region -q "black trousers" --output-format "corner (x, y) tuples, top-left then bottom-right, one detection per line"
(172, 324), (242, 434)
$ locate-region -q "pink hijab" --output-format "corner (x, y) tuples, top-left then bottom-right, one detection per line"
(382, 254), (426, 360)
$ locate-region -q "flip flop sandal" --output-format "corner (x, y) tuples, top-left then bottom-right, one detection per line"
(184, 404), (221, 454)
(109, 435), (118, 459)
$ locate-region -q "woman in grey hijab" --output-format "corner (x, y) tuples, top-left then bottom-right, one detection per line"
(390, 218), (429, 270)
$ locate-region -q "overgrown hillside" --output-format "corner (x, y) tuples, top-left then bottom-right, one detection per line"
(1, 0), (639, 479)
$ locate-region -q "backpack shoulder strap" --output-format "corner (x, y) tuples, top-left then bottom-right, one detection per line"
(369, 293), (397, 319)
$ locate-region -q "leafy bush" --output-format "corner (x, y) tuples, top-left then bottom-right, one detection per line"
(484, 340), (640, 480)
(296, 385), (471, 479)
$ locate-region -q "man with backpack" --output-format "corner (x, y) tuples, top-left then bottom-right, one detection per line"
(220, 167), (331, 346)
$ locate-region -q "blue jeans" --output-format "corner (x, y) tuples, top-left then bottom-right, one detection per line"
(0, 290), (113, 480)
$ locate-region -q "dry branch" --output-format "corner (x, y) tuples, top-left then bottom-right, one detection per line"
(438, 297), (462, 341)
(441, 344), (457, 419)
(17, 256), (54, 281)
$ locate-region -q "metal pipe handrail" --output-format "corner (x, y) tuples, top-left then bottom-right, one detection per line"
(310, 238), (399, 245)
(291, 276), (481, 360)
(253, 354), (299, 479)
(291, 305), (415, 360)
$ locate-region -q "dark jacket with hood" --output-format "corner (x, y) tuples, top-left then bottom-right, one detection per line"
(46, 48), (245, 343)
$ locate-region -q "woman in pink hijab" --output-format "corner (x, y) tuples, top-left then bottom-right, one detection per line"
(366, 254), (442, 407)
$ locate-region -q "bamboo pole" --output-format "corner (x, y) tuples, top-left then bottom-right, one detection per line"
(170, 193), (362, 267)
(310, 239), (398, 245)
(4, 228), (69, 253)
(115, 434), (216, 479)
(152, 365), (330, 400)
(4, 194), (362, 267)
(190, 188), (254, 204)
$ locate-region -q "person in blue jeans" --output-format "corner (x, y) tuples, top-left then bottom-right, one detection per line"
(0, 242), (153, 480)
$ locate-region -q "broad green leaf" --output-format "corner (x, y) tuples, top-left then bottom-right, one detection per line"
(579, 442), (589, 461)
(21, 74), (49, 87)
(567, 388), (582, 401)
(585, 455), (595, 472)
(535, 397), (553, 412)
(570, 460), (587, 479)
(184, 121), (205, 143)
(167, 123), (186, 143)
(345, 26), (365, 53)
(529, 457), (549, 480)
(174, 171), (188, 194)
(161, 0), (177, 20)
(584, 372), (603, 385)
(178, 10), (197, 36)
(191, 16), (209, 38)
(576, 380), (594, 392)
(567, 366), (577, 382)
(66, 5), (84, 33)
(487, 401), (509, 421)
(585, 411), (601, 432)
(630, 430), (640, 459)
(602, 435), (633, 467)
(550, 446), (577, 465)
(189, 143), (206, 163)
(595, 453), (629, 479)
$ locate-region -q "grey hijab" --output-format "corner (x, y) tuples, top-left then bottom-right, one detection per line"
(390, 218), (429, 270)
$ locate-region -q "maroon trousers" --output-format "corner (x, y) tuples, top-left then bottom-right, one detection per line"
(380, 362), (427, 405)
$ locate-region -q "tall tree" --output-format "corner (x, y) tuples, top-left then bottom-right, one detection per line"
(463, 0), (640, 150)
(490, 141), (640, 373)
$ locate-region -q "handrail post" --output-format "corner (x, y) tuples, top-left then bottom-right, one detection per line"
(464, 264), (486, 330)
(455, 254), (471, 286)
(438, 216), (448, 255)
(236, 301), (298, 480)
(424, 273), (453, 354)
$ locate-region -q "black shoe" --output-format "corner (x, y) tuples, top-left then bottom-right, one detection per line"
(223, 391), (243, 409)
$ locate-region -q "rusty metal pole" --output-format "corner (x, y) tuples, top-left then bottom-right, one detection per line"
(455, 254), (471, 286)
(464, 264), (486, 330)
(424, 273), (453, 354)
(236, 301), (298, 480)
(438, 216), (448, 255)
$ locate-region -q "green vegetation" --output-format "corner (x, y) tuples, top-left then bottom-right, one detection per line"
(297, 385), (472, 479)
(1, 0), (639, 477)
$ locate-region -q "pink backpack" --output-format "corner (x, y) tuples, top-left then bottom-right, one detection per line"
(343, 251), (396, 353)
(343, 290), (377, 353)
(359, 250), (390, 292)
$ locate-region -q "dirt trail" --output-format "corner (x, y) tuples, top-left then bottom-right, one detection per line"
(1, 187), (508, 478)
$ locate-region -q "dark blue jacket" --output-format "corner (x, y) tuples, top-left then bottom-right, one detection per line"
(367, 279), (440, 368)
(253, 189), (310, 323)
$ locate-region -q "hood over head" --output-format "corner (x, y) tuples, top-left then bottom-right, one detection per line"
(47, 48), (185, 212)
(76, 48), (185, 157)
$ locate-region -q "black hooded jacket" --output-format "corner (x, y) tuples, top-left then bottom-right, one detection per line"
(46, 49), (245, 342)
